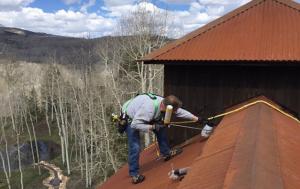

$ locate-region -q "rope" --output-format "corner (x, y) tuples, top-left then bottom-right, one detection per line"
(144, 137), (160, 157)
(169, 120), (196, 124)
(207, 100), (300, 123)
(145, 99), (300, 156)
(169, 100), (300, 124)
(154, 137), (160, 157)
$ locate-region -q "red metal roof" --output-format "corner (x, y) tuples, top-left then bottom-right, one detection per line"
(178, 99), (300, 189)
(143, 0), (300, 63)
(98, 96), (300, 189)
(98, 136), (207, 189)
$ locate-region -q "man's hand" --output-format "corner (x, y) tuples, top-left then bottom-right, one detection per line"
(196, 117), (209, 125)
(151, 124), (165, 132)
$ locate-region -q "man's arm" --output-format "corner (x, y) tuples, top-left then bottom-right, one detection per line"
(175, 108), (208, 124)
(175, 108), (198, 121)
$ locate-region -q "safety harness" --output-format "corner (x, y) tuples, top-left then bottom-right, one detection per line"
(116, 93), (160, 133)
(123, 93), (159, 115)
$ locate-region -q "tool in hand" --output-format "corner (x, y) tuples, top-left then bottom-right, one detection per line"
(169, 123), (203, 130)
(164, 105), (173, 125)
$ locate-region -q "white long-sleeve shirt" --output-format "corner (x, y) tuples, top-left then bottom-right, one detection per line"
(123, 94), (196, 132)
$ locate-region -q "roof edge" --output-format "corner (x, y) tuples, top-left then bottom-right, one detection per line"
(223, 95), (300, 121)
(144, 60), (300, 65)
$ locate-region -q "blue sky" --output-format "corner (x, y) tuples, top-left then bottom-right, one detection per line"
(0, 0), (299, 38)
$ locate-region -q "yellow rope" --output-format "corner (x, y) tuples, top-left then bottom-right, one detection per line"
(144, 143), (156, 151)
(169, 120), (196, 124)
(144, 138), (160, 157)
(170, 100), (300, 124)
(146, 99), (300, 156)
(207, 100), (300, 124)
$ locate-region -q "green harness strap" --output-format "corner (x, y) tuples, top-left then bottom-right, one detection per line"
(122, 93), (159, 119)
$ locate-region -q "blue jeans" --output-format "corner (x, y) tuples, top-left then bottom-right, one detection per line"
(126, 125), (170, 176)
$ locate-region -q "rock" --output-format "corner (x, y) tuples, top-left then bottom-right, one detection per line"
(49, 177), (61, 186)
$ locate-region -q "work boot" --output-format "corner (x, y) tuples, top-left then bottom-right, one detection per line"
(131, 174), (145, 184)
(163, 147), (183, 161)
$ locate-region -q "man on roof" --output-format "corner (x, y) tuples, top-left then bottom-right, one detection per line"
(120, 93), (211, 184)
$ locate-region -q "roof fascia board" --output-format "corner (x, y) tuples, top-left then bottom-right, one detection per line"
(147, 60), (300, 66)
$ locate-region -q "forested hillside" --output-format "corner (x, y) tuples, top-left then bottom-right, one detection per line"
(0, 26), (110, 65)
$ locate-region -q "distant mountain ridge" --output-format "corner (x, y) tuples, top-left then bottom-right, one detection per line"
(0, 26), (109, 65)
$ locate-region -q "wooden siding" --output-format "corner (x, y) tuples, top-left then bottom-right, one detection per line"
(164, 64), (300, 145)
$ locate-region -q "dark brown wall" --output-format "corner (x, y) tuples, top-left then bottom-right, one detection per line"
(164, 64), (300, 145)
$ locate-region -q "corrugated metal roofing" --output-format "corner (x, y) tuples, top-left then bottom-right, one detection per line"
(98, 96), (300, 189)
(98, 135), (207, 189)
(143, 0), (300, 63)
(178, 98), (300, 189)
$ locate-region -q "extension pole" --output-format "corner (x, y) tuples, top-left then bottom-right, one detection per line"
(169, 124), (203, 130)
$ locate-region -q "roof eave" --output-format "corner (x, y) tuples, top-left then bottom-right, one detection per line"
(144, 59), (300, 65)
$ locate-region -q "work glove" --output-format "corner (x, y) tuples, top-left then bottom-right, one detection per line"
(151, 124), (165, 132)
(201, 124), (214, 138)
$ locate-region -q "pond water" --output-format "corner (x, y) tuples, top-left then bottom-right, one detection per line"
(0, 140), (60, 171)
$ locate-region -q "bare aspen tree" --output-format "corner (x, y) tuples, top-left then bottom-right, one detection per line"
(0, 105), (11, 189)
(16, 133), (24, 189)
(21, 106), (36, 167)
(0, 115), (11, 177)
(57, 79), (71, 175)
(70, 83), (90, 187)
(3, 63), (19, 131)
(99, 94), (117, 172)
(115, 2), (169, 146)
(0, 150), (11, 189)
(44, 96), (51, 136)
(28, 110), (41, 174)
(0, 61), (25, 188)
(53, 90), (66, 164)
(41, 64), (55, 136)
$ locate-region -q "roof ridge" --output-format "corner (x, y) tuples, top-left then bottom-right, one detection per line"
(274, 0), (300, 12)
(220, 107), (251, 189)
(143, 0), (300, 61)
(271, 115), (286, 188)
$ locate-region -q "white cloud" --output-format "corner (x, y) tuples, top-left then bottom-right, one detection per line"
(103, 0), (136, 7)
(0, 7), (115, 37)
(0, 0), (253, 38)
(0, 0), (34, 11)
(61, 0), (81, 5)
(197, 0), (232, 6)
(102, 2), (158, 18)
(102, 5), (135, 17)
(172, 0), (249, 37)
(159, 0), (193, 4)
(96, 0), (251, 38)
(80, 0), (96, 12)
